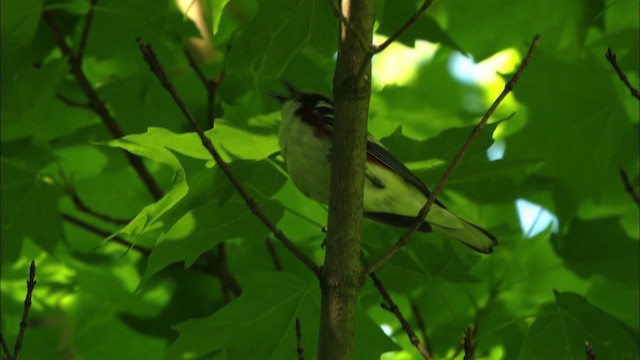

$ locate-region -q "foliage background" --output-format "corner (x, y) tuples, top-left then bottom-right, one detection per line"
(1, 0), (638, 359)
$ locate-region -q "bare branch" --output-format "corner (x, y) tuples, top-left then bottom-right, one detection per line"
(183, 49), (208, 86)
(619, 167), (640, 207)
(370, 273), (432, 359)
(61, 213), (152, 256)
(371, 0), (434, 54)
(137, 38), (320, 276)
(56, 93), (91, 109)
(605, 48), (640, 100)
(265, 238), (284, 271)
(42, 9), (164, 201)
(463, 326), (475, 360)
(183, 47), (227, 130)
(411, 300), (433, 355)
(326, 0), (369, 51)
(585, 341), (596, 360)
(203, 245), (242, 301)
(364, 34), (541, 275)
(58, 171), (131, 225)
(0, 333), (12, 360)
(77, 0), (98, 61)
(13, 261), (37, 360)
(296, 318), (305, 360)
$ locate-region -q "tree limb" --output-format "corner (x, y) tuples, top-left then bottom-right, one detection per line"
(326, 0), (369, 51)
(411, 300), (433, 355)
(296, 318), (305, 360)
(371, 0), (434, 55)
(42, 8), (164, 200)
(370, 273), (432, 359)
(585, 341), (596, 360)
(62, 213), (152, 255)
(77, 0), (98, 62)
(183, 48), (227, 129)
(619, 167), (640, 207)
(364, 34), (541, 275)
(265, 238), (284, 271)
(136, 38), (320, 276)
(317, 0), (374, 358)
(13, 261), (37, 360)
(463, 326), (475, 360)
(0, 333), (11, 360)
(605, 48), (640, 100)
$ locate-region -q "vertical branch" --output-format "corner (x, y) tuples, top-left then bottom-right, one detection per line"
(364, 34), (541, 275)
(77, 0), (98, 61)
(42, 8), (164, 200)
(463, 327), (475, 360)
(605, 48), (640, 100)
(137, 39), (319, 275)
(0, 333), (11, 360)
(619, 167), (640, 207)
(317, 0), (374, 358)
(295, 318), (305, 360)
(585, 341), (596, 360)
(13, 261), (37, 360)
(371, 273), (432, 359)
(265, 238), (284, 271)
(411, 300), (433, 355)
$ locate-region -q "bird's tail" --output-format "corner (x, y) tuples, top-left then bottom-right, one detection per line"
(431, 219), (497, 254)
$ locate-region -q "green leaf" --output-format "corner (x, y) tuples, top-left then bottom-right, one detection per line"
(507, 50), (636, 219)
(377, 1), (464, 52)
(1, 140), (61, 263)
(552, 217), (639, 286)
(436, 0), (605, 61)
(518, 291), (638, 360)
(0, 59), (97, 142)
(144, 199), (283, 282)
(210, 0), (232, 35)
(165, 272), (314, 359)
(167, 272), (398, 360)
(1, 0), (42, 46)
(225, 0), (336, 89)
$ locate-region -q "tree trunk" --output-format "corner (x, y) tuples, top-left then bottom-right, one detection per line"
(316, 0), (374, 359)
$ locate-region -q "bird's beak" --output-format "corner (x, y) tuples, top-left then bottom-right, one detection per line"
(269, 92), (289, 104)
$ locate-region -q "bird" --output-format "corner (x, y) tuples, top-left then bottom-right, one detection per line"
(271, 83), (496, 254)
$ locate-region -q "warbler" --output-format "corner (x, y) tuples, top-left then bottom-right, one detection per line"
(271, 84), (496, 253)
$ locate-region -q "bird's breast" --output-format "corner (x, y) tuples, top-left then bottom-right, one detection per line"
(279, 102), (332, 204)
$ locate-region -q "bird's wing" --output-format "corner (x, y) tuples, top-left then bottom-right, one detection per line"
(366, 136), (447, 209)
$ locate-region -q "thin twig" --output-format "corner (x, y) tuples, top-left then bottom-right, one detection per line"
(410, 300), (433, 356)
(370, 273), (432, 359)
(296, 318), (304, 360)
(183, 48), (227, 130)
(371, 0), (434, 54)
(61, 213), (152, 255)
(585, 341), (596, 360)
(203, 246), (242, 301)
(326, 0), (369, 51)
(364, 34), (541, 275)
(619, 167), (640, 206)
(354, 0), (434, 83)
(137, 38), (320, 276)
(605, 48), (640, 100)
(1, 332), (12, 360)
(463, 327), (475, 360)
(265, 238), (283, 271)
(13, 261), (37, 360)
(56, 93), (91, 109)
(77, 0), (98, 61)
(42, 9), (164, 201)
(58, 171), (131, 225)
(183, 49), (208, 86)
